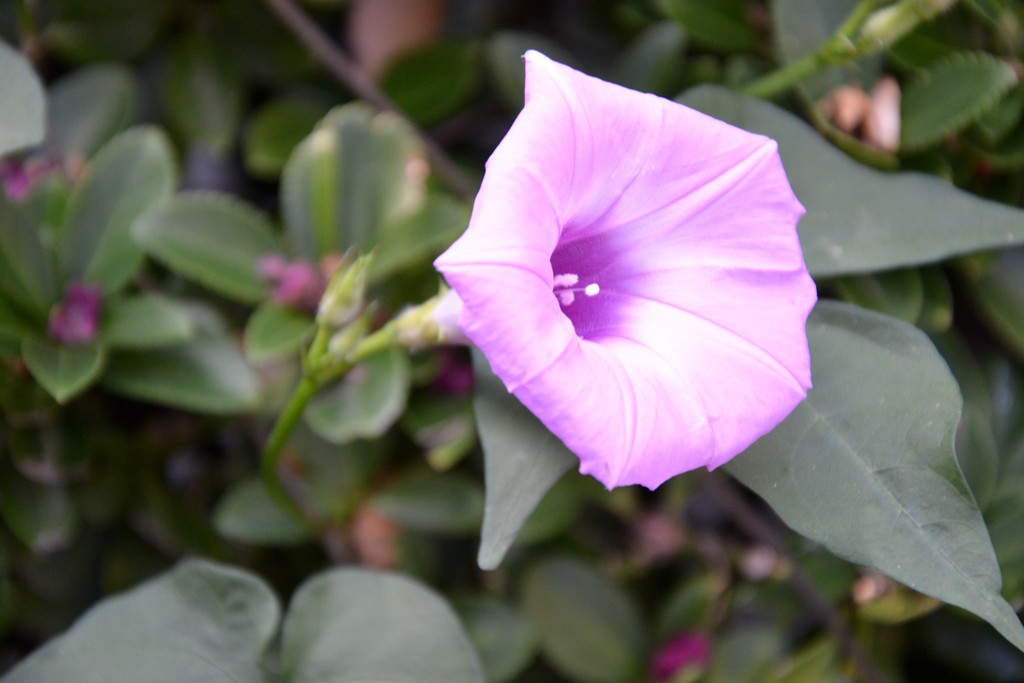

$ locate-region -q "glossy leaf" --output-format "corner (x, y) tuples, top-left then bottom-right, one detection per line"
(831, 268), (924, 324)
(101, 294), (195, 349)
(60, 127), (176, 292)
(213, 477), (313, 546)
(0, 194), (57, 319)
(523, 557), (647, 683)
(21, 337), (104, 404)
(281, 569), (485, 683)
(472, 352), (576, 570)
(380, 41), (480, 126)
(901, 51), (1018, 151)
(162, 39), (244, 153)
(243, 97), (328, 180)
(103, 331), (259, 414)
(305, 347), (411, 443)
(281, 103), (426, 260)
(659, 0), (759, 53)
(0, 560), (279, 683)
(47, 63), (137, 159)
(0, 40), (45, 155)
(728, 301), (1024, 653)
(454, 596), (538, 683)
(243, 302), (313, 362)
(133, 193), (282, 303)
(680, 86), (1024, 276)
(370, 471), (484, 534)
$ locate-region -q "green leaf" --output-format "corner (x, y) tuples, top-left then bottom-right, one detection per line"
(47, 63), (137, 160)
(659, 0), (760, 53)
(0, 559), (279, 683)
(104, 330), (259, 414)
(771, 0), (879, 101)
(281, 103), (426, 260)
(453, 596), (538, 683)
(60, 127), (176, 292)
(133, 192), (282, 303)
(831, 267), (924, 324)
(370, 193), (470, 283)
(305, 347), (411, 443)
(214, 477), (314, 546)
(0, 466), (77, 552)
(472, 351), (576, 570)
(0, 40), (45, 155)
(21, 337), (104, 404)
(380, 41), (480, 126)
(162, 38), (244, 153)
(522, 557), (647, 683)
(243, 97), (328, 180)
(973, 85), (1024, 146)
(901, 51), (1018, 151)
(281, 569), (485, 683)
(243, 302), (313, 362)
(611, 22), (688, 96)
(679, 86), (1024, 277)
(101, 294), (195, 349)
(0, 294), (33, 346)
(370, 471), (484, 534)
(0, 194), (57, 319)
(963, 248), (1024, 358)
(728, 301), (1024, 653)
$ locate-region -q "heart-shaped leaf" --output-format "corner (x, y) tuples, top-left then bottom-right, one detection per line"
(21, 337), (105, 404)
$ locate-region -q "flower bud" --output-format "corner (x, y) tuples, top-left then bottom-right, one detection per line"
(48, 282), (102, 346)
(317, 253), (373, 328)
(393, 286), (467, 350)
(859, 0), (956, 48)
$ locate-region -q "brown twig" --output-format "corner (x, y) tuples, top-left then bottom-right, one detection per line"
(262, 0), (477, 203)
(704, 472), (891, 683)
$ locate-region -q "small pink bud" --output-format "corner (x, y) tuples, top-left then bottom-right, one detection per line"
(48, 282), (103, 346)
(650, 632), (712, 682)
(257, 254), (327, 313)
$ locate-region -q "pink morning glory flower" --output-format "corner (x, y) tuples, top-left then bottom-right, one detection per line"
(48, 282), (103, 346)
(434, 51), (815, 489)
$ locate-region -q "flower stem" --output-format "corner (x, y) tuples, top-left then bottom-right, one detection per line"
(260, 375), (321, 526)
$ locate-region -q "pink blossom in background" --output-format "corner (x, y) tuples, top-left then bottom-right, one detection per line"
(48, 282), (103, 346)
(257, 254), (327, 313)
(651, 632), (712, 682)
(434, 51), (815, 489)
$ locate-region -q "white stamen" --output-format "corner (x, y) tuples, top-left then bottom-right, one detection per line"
(553, 273), (579, 288)
(584, 283), (600, 297)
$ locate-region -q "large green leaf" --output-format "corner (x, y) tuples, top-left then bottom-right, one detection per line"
(243, 302), (313, 362)
(0, 560), (279, 683)
(162, 38), (243, 154)
(280, 103), (426, 260)
(522, 557), (647, 683)
(133, 193), (282, 303)
(370, 193), (470, 284)
(611, 22), (688, 96)
(281, 569), (485, 683)
(0, 40), (45, 155)
(101, 293), (195, 349)
(243, 97), (329, 180)
(380, 41), (480, 126)
(21, 337), (105, 404)
(0, 194), (57, 319)
(901, 51), (1018, 151)
(59, 127), (176, 292)
(305, 347), (411, 444)
(472, 352), (576, 570)
(370, 471), (484, 534)
(453, 596), (538, 683)
(0, 465), (77, 553)
(47, 63), (137, 159)
(103, 331), (259, 414)
(728, 301), (1024, 653)
(680, 86), (1024, 277)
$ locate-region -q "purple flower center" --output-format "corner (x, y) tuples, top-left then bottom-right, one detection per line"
(48, 282), (103, 346)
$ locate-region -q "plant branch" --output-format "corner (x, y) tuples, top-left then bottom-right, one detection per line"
(704, 472), (892, 683)
(259, 375), (321, 527)
(262, 0), (476, 202)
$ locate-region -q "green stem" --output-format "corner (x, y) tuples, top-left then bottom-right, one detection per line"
(260, 375), (321, 526)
